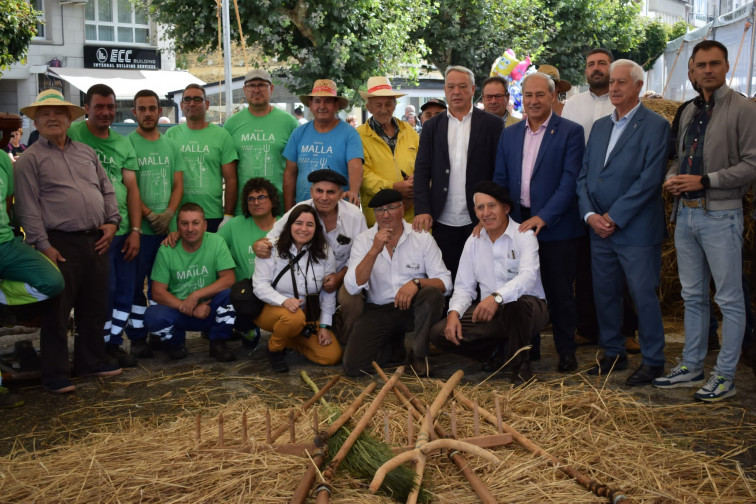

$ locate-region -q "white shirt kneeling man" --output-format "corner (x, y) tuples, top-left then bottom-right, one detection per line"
(429, 182), (548, 384)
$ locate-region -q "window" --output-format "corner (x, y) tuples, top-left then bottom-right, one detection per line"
(32, 0), (45, 39)
(85, 0), (150, 44)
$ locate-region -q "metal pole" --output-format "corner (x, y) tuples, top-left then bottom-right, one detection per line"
(222, 0), (233, 120)
(748, 6), (755, 98)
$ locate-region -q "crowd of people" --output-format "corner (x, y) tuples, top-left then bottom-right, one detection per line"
(1, 40), (755, 409)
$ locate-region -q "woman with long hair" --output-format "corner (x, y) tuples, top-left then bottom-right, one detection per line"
(252, 205), (341, 372)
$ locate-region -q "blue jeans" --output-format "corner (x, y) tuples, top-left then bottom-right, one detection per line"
(676, 206), (744, 380)
(144, 289), (235, 346)
(125, 234), (164, 340)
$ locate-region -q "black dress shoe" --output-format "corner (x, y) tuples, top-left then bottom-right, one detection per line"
(625, 364), (664, 386)
(268, 350), (289, 373)
(481, 343), (507, 373)
(511, 361), (533, 385)
(587, 354), (628, 375)
(558, 353), (578, 372)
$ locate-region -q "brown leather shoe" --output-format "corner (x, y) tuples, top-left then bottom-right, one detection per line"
(575, 333), (596, 345)
(625, 336), (641, 354)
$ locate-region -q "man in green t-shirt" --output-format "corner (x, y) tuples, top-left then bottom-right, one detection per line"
(144, 202), (237, 361)
(223, 69), (299, 215)
(124, 89), (185, 359)
(166, 84), (238, 232)
(0, 151), (65, 407)
(67, 84), (142, 368)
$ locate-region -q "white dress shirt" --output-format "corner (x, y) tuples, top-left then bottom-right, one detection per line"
(448, 220), (546, 316)
(253, 241), (337, 325)
(344, 221), (452, 305)
(438, 107), (473, 227)
(561, 91), (614, 145)
(268, 199), (367, 271)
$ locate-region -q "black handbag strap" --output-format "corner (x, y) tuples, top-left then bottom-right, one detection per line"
(271, 247), (308, 291)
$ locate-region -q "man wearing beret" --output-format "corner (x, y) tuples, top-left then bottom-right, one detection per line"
(254, 170), (367, 341)
(429, 182), (548, 383)
(343, 189), (452, 377)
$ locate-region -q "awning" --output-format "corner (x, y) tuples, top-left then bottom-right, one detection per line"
(47, 68), (205, 100)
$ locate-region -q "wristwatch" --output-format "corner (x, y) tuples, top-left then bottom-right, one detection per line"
(412, 278), (422, 290)
(700, 175), (711, 189)
(130, 226), (142, 234)
(492, 292), (503, 305)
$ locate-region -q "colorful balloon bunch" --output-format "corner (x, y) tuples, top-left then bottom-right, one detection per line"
(489, 49), (534, 113)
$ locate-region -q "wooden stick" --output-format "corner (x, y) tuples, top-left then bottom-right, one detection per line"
(386, 371), (465, 504)
(265, 408), (271, 444)
(270, 375), (340, 443)
(300, 371), (339, 407)
(372, 362), (498, 504)
(370, 438), (501, 492)
(289, 410), (296, 443)
(314, 368), (404, 503)
(217, 413), (224, 448)
(384, 411), (390, 444)
(407, 408), (414, 446)
(474, 401), (480, 437)
(312, 408), (319, 435)
(450, 401), (457, 438)
(455, 391), (628, 503)
(494, 397), (503, 434)
(289, 381), (377, 504)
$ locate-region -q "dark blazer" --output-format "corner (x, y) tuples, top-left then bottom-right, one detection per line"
(414, 107), (503, 223)
(493, 113), (585, 242)
(577, 103), (670, 246)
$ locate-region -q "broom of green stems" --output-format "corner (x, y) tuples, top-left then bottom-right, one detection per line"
(301, 372), (431, 503)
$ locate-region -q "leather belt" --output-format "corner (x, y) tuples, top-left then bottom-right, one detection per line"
(681, 198), (706, 208)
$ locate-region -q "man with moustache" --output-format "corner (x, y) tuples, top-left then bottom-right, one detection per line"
(493, 72), (585, 373)
(67, 84), (142, 367)
(357, 76), (419, 227)
(413, 66), (503, 278)
(15, 90), (122, 393)
(166, 84), (238, 232)
(577, 59), (670, 386)
(562, 48), (615, 141)
(124, 89), (185, 359)
(223, 69), (299, 214)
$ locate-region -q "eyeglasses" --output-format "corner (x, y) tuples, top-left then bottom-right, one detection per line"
(181, 96), (205, 104)
(374, 204), (402, 215)
(482, 94), (508, 101)
(247, 194), (269, 203)
(244, 83), (269, 90)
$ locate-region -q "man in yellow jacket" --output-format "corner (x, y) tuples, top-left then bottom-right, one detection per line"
(357, 77), (419, 227)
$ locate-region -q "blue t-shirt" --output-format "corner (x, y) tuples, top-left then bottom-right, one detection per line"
(282, 120), (363, 203)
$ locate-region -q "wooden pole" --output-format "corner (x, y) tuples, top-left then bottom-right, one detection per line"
(456, 390), (628, 503)
(270, 375), (340, 443)
(729, 20), (753, 88)
(372, 362), (498, 504)
(289, 381), (377, 504)
(314, 368), (404, 504)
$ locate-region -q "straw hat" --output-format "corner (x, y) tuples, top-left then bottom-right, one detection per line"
(358, 76), (406, 99)
(299, 79), (349, 110)
(20, 89), (85, 120)
(537, 65), (572, 94)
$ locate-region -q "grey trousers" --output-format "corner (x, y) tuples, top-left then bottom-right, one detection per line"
(342, 287), (445, 376)
(430, 295), (549, 367)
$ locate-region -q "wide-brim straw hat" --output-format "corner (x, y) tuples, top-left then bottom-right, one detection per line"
(299, 79), (350, 110)
(20, 89), (85, 120)
(538, 65), (572, 94)
(358, 76), (406, 99)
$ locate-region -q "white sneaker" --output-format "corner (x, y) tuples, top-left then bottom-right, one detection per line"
(694, 373), (736, 402)
(652, 360), (705, 389)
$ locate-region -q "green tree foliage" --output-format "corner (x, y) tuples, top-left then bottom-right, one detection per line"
(416, 0), (548, 91)
(149, 0), (431, 99)
(0, 0), (40, 75)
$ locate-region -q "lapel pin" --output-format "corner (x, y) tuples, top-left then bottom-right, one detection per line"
(550, 129), (555, 134)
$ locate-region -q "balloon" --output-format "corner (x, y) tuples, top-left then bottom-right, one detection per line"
(490, 49), (521, 78)
(509, 83), (522, 110)
(510, 56), (531, 82)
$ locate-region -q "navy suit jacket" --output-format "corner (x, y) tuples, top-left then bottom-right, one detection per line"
(493, 113), (585, 242)
(414, 107), (504, 223)
(576, 103), (670, 246)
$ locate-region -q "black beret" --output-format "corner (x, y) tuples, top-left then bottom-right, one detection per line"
(307, 169), (348, 187)
(473, 181), (513, 208)
(420, 98), (447, 112)
(368, 189), (403, 208)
